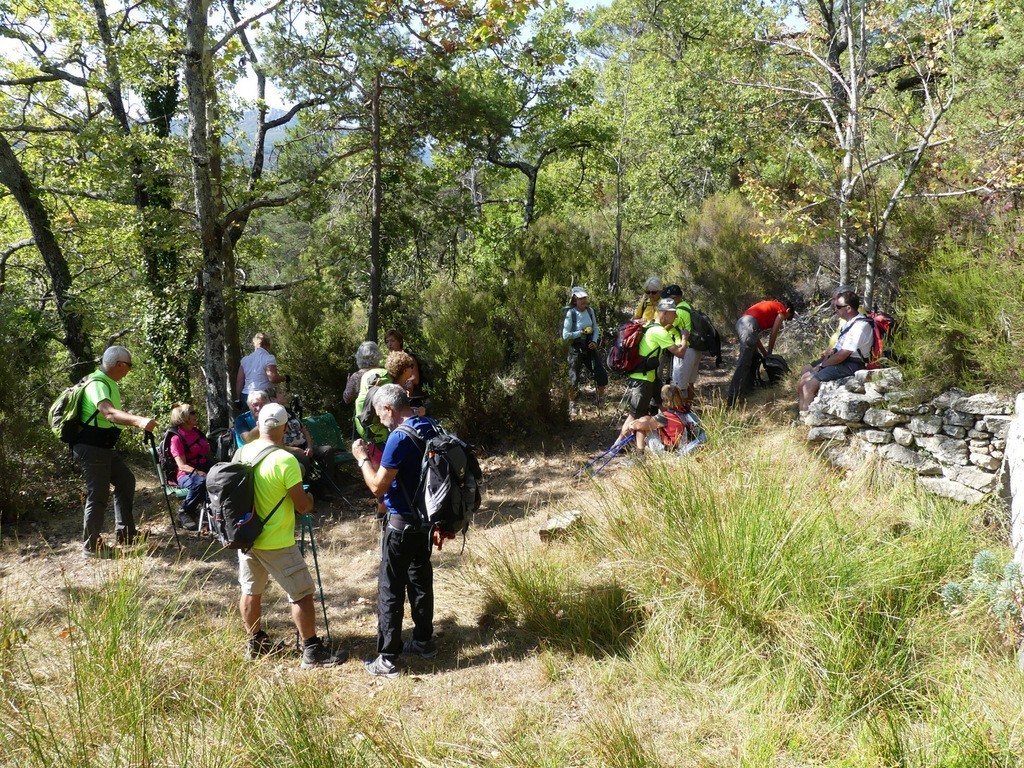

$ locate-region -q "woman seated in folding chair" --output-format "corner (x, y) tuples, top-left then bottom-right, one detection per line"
(168, 403), (212, 531)
(615, 385), (696, 454)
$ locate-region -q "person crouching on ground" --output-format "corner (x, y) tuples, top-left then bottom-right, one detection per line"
(236, 403), (347, 668)
(562, 287), (608, 416)
(797, 290), (874, 415)
(167, 402), (211, 531)
(351, 384), (440, 678)
(617, 384), (693, 453)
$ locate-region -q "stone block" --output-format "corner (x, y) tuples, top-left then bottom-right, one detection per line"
(886, 388), (932, 410)
(930, 388), (970, 409)
(967, 429), (990, 440)
(808, 426), (848, 442)
(918, 476), (985, 504)
(893, 426), (915, 447)
(970, 453), (1002, 472)
(944, 464), (998, 493)
(968, 439), (990, 451)
(943, 409), (975, 428)
(857, 367), (904, 391)
(863, 408), (910, 428)
(858, 429), (893, 445)
(952, 393), (1014, 416)
(909, 414), (943, 436)
(890, 404), (932, 416)
(803, 410), (843, 427)
(979, 416), (1012, 439)
(992, 450), (1004, 460)
(992, 439), (1007, 451)
(917, 434), (970, 466)
(879, 443), (940, 475)
(844, 378), (866, 394)
(813, 387), (874, 423)
(941, 425), (967, 439)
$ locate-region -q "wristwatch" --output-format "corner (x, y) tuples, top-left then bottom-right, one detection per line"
(357, 457), (368, 468)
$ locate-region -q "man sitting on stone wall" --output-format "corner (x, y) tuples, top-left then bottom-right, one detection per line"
(798, 289), (874, 416)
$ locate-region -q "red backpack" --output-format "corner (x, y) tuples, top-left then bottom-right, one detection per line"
(864, 311), (895, 369)
(606, 320), (657, 374)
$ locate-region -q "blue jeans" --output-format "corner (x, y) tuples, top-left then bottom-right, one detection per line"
(73, 442), (136, 549)
(176, 472), (207, 517)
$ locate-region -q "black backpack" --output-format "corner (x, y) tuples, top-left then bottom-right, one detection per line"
(679, 305), (722, 366)
(207, 445), (288, 551)
(395, 421), (482, 538)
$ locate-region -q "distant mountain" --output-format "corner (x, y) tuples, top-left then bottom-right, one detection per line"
(234, 108), (294, 165)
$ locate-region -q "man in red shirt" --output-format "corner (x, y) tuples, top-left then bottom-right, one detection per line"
(727, 300), (792, 407)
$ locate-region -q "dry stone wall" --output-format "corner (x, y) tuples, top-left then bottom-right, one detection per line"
(803, 369), (1016, 506)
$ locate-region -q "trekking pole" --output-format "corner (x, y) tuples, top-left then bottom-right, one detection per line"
(574, 433), (635, 480)
(144, 431), (182, 550)
(299, 514), (331, 645)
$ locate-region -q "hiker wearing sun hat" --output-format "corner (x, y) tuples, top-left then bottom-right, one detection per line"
(562, 286), (608, 417)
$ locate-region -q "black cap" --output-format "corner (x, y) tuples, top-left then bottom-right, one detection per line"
(661, 284), (683, 299)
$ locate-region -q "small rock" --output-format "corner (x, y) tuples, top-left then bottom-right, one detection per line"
(540, 509), (584, 541)
(893, 426), (915, 447)
(992, 439), (1007, 451)
(992, 449), (1004, 459)
(808, 426), (848, 442)
(918, 476), (985, 504)
(967, 429), (991, 440)
(858, 429), (894, 445)
(930, 388), (970, 409)
(978, 416), (1012, 439)
(941, 425), (967, 439)
(864, 408), (909, 428)
(970, 453), (1002, 472)
(917, 434), (970, 466)
(944, 464), (998, 492)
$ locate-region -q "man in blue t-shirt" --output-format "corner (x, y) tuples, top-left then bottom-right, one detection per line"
(351, 383), (440, 678)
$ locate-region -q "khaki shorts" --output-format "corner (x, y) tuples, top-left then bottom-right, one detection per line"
(238, 544), (315, 602)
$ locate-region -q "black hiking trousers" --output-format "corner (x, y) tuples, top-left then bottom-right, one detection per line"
(377, 522), (433, 660)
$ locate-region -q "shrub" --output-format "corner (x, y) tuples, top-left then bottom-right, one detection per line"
(675, 191), (801, 322)
(895, 237), (1024, 390)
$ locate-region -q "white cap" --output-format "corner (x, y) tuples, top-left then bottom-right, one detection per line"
(258, 403), (289, 429)
(571, 286), (589, 299)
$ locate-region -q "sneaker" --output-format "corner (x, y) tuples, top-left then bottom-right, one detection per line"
(246, 631), (290, 660)
(300, 640), (347, 669)
(402, 639), (438, 659)
(83, 540), (116, 559)
(364, 654), (399, 678)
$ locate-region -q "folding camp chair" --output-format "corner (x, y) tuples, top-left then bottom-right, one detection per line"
(144, 432), (182, 549)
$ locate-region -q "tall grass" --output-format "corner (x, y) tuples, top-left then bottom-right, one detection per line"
(478, 408), (1023, 764)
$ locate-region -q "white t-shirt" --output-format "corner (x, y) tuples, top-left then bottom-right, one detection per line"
(239, 347), (278, 395)
(835, 315), (874, 361)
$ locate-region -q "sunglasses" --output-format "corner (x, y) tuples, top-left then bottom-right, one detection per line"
(834, 303), (848, 310)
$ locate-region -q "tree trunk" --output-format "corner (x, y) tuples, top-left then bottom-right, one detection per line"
(185, 0), (231, 428)
(368, 70), (383, 342)
(0, 134), (93, 381)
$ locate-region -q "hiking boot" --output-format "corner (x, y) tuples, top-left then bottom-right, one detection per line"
(246, 631), (290, 660)
(115, 529), (140, 546)
(402, 639), (438, 659)
(364, 654), (399, 678)
(178, 513), (199, 532)
(300, 639), (347, 669)
(83, 540), (116, 559)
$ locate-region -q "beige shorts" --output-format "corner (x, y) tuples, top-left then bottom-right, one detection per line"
(238, 544), (315, 602)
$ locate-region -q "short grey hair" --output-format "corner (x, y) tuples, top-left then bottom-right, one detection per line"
(101, 346), (132, 370)
(373, 383), (409, 412)
(355, 341), (380, 369)
(643, 276), (663, 292)
(247, 389), (269, 407)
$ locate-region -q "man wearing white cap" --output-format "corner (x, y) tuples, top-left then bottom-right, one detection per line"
(234, 402), (346, 668)
(562, 286), (608, 416)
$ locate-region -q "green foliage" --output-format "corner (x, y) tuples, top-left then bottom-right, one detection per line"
(676, 192), (800, 321)
(895, 237), (1024, 390)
